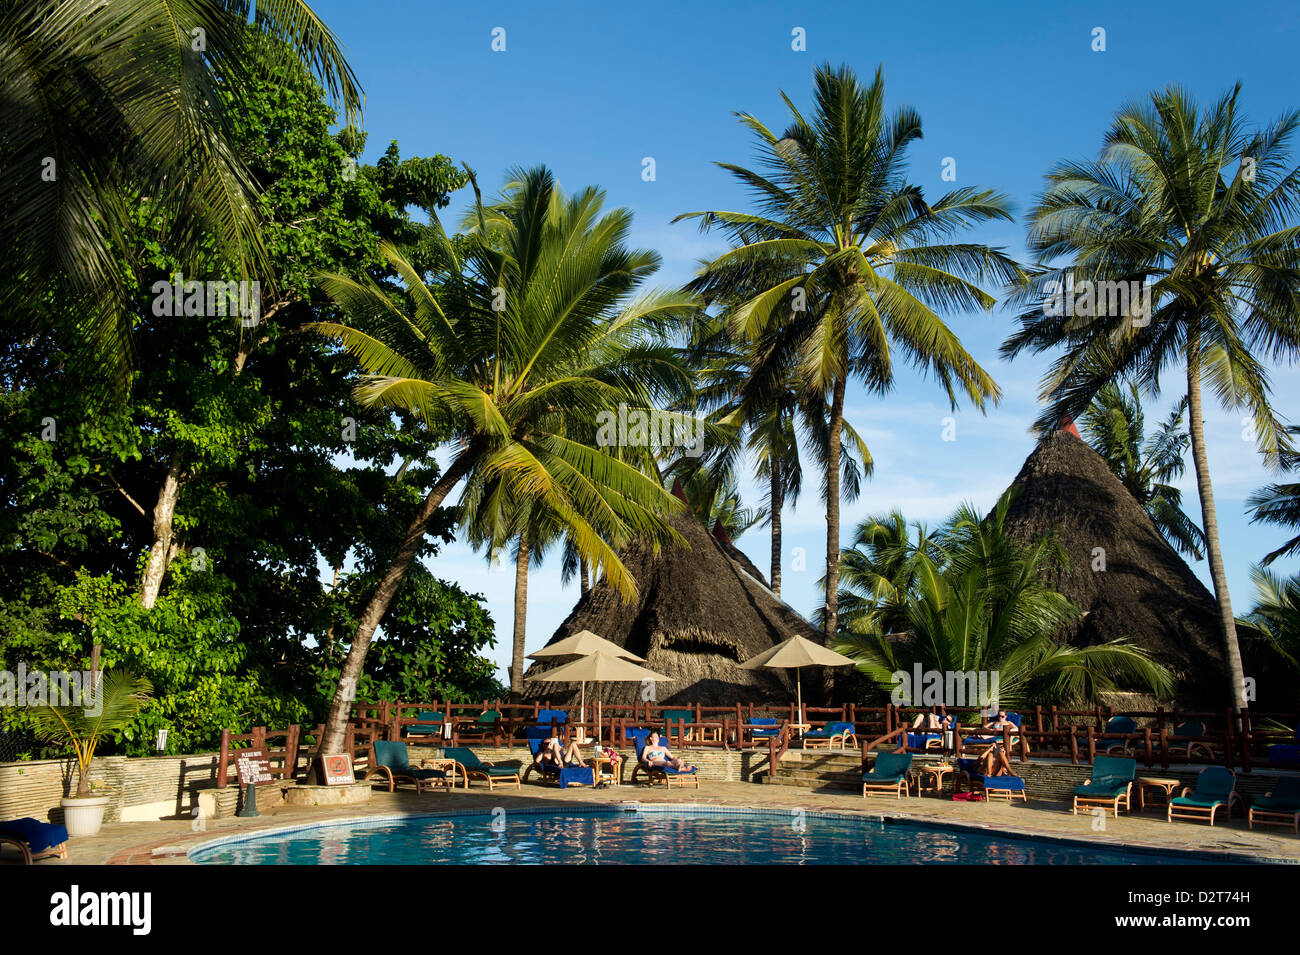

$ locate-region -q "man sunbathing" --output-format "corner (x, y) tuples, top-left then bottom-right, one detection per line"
(911, 710), (952, 730)
(642, 731), (695, 772)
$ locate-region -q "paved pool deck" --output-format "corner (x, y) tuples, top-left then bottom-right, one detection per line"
(9, 778), (1299, 865)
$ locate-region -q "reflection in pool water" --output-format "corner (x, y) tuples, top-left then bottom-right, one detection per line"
(189, 808), (1223, 865)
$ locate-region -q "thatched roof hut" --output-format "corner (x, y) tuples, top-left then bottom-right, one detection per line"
(997, 427), (1226, 705)
(520, 508), (815, 706)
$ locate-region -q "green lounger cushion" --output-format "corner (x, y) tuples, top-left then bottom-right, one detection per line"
(1253, 795), (1300, 811)
(1074, 777), (1130, 797)
(1170, 794), (1226, 808)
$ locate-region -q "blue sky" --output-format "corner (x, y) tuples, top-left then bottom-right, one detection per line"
(311, 0), (1300, 682)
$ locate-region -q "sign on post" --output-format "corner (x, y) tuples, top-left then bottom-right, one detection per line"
(234, 749), (273, 786)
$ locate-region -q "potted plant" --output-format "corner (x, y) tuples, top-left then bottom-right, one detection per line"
(31, 669), (152, 837)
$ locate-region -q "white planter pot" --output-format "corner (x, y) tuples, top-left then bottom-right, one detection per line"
(61, 796), (111, 837)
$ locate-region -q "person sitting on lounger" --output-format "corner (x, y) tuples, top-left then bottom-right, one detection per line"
(642, 732), (695, 772)
(535, 735), (586, 769)
(976, 742), (1016, 777)
(982, 710), (1016, 732)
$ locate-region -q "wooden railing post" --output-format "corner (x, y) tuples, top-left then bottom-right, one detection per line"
(1239, 708), (1253, 774)
(1223, 709), (1235, 770)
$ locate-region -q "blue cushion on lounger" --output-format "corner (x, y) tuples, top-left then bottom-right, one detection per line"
(971, 774), (1026, 791)
(0, 817), (69, 852)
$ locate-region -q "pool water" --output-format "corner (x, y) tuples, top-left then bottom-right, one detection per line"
(189, 808), (1222, 865)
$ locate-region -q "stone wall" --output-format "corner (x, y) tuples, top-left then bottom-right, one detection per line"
(0, 753), (237, 824)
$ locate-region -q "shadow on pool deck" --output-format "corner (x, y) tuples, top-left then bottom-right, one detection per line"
(5, 780), (1296, 865)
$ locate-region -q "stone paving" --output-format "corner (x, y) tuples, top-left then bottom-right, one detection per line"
(7, 777), (1298, 865)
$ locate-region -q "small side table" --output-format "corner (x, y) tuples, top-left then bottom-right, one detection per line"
(1137, 776), (1181, 812)
(590, 753), (623, 786)
(916, 764), (954, 797)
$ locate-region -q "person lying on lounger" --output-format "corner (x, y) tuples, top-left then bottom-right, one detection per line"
(642, 732), (695, 772)
(535, 735), (586, 769)
(911, 710), (952, 730)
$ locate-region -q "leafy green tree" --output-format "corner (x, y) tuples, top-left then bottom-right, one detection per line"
(1080, 382), (1205, 558)
(678, 63), (1020, 643)
(1002, 85), (1300, 709)
(827, 510), (942, 638)
(0, 0), (362, 388)
(311, 167), (700, 752)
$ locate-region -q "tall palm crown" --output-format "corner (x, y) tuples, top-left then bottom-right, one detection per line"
(1002, 85), (1300, 708)
(1080, 382), (1205, 558)
(0, 0), (363, 387)
(310, 166), (697, 748)
(677, 63), (1020, 642)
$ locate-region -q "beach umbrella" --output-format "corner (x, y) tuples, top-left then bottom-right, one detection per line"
(526, 630), (646, 725)
(739, 634), (855, 723)
(526, 649), (671, 740)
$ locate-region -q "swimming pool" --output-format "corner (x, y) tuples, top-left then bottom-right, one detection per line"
(188, 806), (1232, 865)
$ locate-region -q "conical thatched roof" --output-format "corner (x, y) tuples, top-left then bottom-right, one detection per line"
(997, 428), (1225, 703)
(520, 509), (815, 705)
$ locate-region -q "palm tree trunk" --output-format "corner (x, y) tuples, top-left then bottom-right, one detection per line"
(822, 377), (846, 644)
(579, 557), (590, 596)
(139, 457), (185, 609)
(1185, 353), (1247, 710)
(511, 533), (531, 693)
(770, 457), (784, 596)
(317, 447), (480, 756)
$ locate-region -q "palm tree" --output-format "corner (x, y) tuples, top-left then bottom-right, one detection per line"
(310, 167), (698, 752)
(677, 63), (1020, 644)
(834, 493), (1175, 706)
(1247, 428), (1300, 564)
(1002, 85), (1300, 709)
(0, 0), (362, 388)
(827, 510), (942, 638)
(1241, 565), (1300, 674)
(1079, 382), (1205, 558)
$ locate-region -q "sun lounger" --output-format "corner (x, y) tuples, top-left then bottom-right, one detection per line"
(0, 818), (68, 864)
(963, 712), (1022, 748)
(861, 751), (912, 798)
(404, 710), (446, 741)
(1167, 767), (1241, 826)
(523, 728), (594, 788)
(441, 746), (522, 791)
(1093, 716), (1139, 754)
(1072, 755), (1136, 816)
(1248, 776), (1300, 832)
(457, 710), (503, 743)
(957, 757), (1028, 803)
(802, 721), (857, 750)
(1159, 720), (1215, 762)
(1267, 728), (1300, 768)
(628, 727), (699, 789)
(748, 717), (781, 741)
(364, 740), (456, 793)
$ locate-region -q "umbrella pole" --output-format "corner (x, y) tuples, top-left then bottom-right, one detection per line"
(581, 681), (587, 741)
(796, 667), (803, 726)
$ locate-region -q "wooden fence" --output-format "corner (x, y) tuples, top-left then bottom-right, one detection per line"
(217, 701), (1297, 781)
